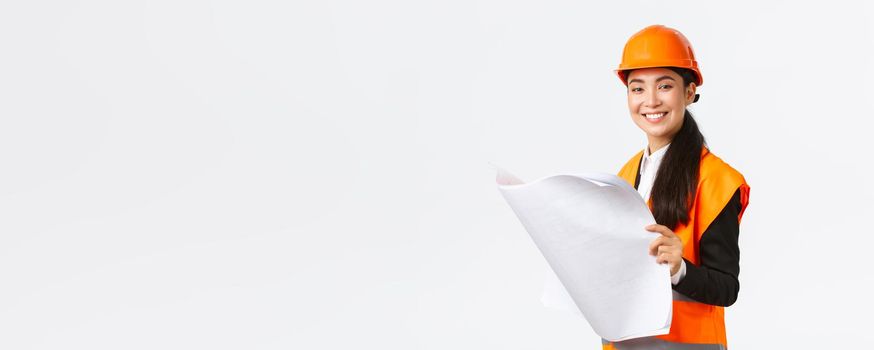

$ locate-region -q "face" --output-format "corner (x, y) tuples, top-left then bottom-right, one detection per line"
(626, 68), (696, 151)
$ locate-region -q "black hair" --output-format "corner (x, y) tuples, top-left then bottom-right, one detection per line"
(627, 67), (706, 229)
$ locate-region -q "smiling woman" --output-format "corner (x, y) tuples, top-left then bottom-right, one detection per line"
(601, 25), (751, 350)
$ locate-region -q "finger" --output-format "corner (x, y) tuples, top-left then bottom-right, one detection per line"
(658, 245), (674, 254)
(657, 252), (678, 265)
(649, 237), (666, 255)
(658, 244), (682, 254)
(647, 224), (677, 239)
(660, 229), (677, 239)
(645, 224), (666, 232)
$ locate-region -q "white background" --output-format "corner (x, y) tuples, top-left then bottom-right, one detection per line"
(1, 0), (872, 348)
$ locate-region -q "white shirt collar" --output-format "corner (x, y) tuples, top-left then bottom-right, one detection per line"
(640, 143), (670, 175)
(645, 143), (670, 160)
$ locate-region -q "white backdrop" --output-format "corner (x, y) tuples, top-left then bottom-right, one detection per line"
(1, 0), (872, 348)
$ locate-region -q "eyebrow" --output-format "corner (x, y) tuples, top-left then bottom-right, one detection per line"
(628, 76), (677, 84)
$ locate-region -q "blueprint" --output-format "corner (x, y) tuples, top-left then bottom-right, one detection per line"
(495, 166), (672, 341)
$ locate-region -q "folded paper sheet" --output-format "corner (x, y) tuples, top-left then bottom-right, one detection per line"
(495, 166), (672, 342)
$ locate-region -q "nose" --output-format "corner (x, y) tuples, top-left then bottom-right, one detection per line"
(644, 89), (661, 108)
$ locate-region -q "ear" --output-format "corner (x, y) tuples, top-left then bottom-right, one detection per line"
(685, 82), (697, 105)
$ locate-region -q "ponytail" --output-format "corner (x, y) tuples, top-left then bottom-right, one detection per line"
(650, 67), (706, 229)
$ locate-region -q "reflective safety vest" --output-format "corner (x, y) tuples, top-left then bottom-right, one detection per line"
(602, 148), (750, 350)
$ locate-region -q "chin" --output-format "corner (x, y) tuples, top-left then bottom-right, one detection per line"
(642, 128), (671, 139)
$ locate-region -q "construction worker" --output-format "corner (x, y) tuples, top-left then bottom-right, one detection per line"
(603, 25), (751, 350)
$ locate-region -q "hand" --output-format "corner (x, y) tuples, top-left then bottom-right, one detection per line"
(646, 224), (684, 276)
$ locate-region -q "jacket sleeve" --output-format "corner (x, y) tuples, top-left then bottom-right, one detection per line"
(672, 188), (742, 307)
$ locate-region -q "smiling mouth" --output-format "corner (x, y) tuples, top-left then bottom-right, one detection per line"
(643, 112), (666, 120)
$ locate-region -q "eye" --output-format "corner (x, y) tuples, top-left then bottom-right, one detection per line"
(658, 84), (673, 90)
(630, 87), (643, 93)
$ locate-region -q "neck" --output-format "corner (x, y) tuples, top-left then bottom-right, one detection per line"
(647, 137), (671, 154)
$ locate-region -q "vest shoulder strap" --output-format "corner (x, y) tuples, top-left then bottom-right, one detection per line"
(695, 150), (751, 235)
(617, 150), (644, 186)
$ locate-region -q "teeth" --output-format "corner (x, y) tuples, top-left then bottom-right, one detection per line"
(644, 113), (665, 119)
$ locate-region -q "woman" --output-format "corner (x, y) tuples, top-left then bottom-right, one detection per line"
(603, 25), (750, 350)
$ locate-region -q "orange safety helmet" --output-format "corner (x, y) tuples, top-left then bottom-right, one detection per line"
(616, 25), (703, 87)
